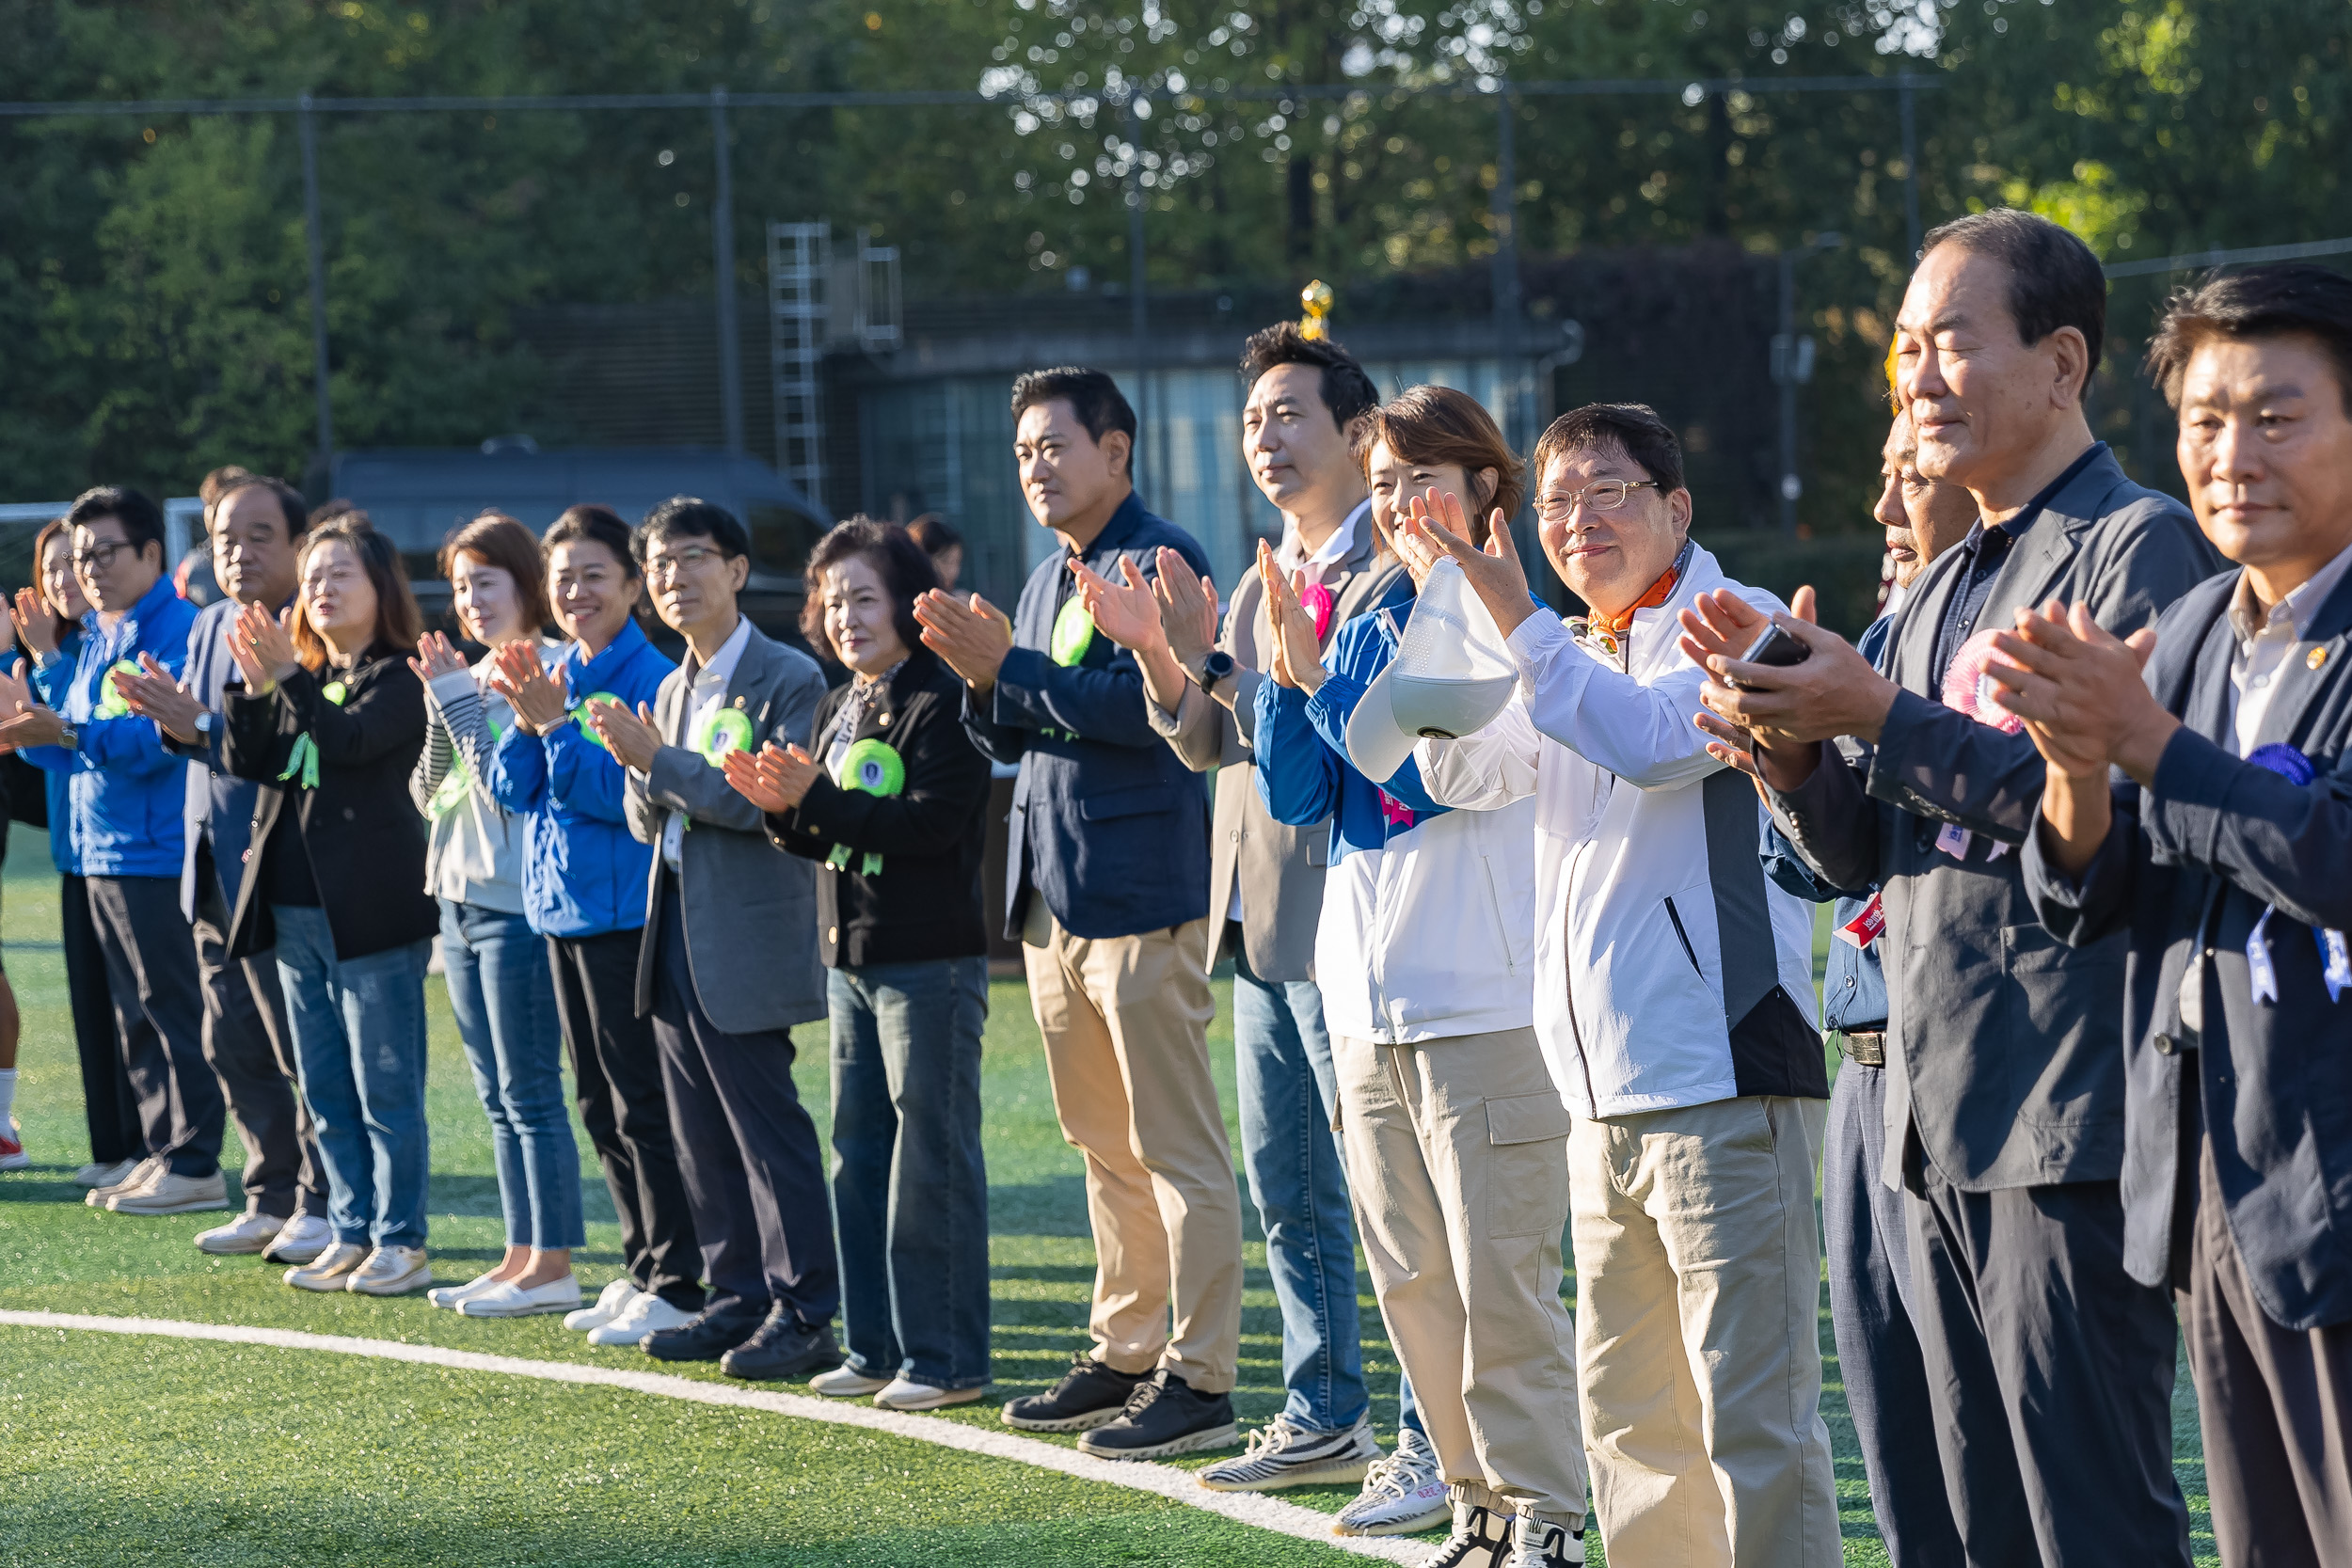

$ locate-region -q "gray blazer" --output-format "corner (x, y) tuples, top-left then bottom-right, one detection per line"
(625, 622), (829, 1035)
(1147, 521), (1405, 978)
(1766, 445), (2220, 1192)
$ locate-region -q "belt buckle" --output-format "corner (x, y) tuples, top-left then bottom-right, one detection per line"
(1838, 1030), (1886, 1068)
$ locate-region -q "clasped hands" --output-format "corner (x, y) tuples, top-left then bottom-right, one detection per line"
(1678, 589), (1899, 790)
(720, 742), (827, 815)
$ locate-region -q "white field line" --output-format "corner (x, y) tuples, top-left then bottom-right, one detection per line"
(0, 1310), (1429, 1564)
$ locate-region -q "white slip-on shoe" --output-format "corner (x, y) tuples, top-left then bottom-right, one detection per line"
(586, 1291), (692, 1347)
(457, 1275), (582, 1318)
(85, 1157), (160, 1207)
(195, 1209), (286, 1255)
(809, 1364), (893, 1399)
(285, 1241), (371, 1291)
(426, 1271), (510, 1311)
(564, 1279), (642, 1332)
(74, 1158), (140, 1189)
(346, 1245), (432, 1297)
(108, 1168), (230, 1214)
(262, 1213), (336, 1265)
(872, 1376), (988, 1412)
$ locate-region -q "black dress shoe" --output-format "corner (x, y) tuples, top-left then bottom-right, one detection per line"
(719, 1311), (842, 1382)
(642, 1304), (768, 1363)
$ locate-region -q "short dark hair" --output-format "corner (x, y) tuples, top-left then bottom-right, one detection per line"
(1921, 208), (2108, 378)
(66, 485), (167, 562)
(544, 503), (639, 578)
(310, 498), (372, 529)
(906, 513), (962, 556)
(2144, 262), (2352, 415)
(1533, 403), (1687, 499)
(1009, 367), (1137, 472)
(441, 511), (554, 631)
(199, 466), (254, 522)
(1351, 386), (1525, 543)
(1238, 323), (1379, 428)
(215, 474), (309, 539)
(635, 496), (751, 563)
(799, 516), (941, 655)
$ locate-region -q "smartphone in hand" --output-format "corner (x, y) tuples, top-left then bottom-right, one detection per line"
(1729, 623), (1810, 691)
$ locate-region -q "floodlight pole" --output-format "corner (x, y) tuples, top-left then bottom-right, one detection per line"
(1491, 87), (1524, 447)
(711, 87), (745, 456)
(1126, 89), (1152, 503)
(298, 94), (334, 463)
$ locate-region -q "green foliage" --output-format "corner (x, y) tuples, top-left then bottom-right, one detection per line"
(0, 0), (2344, 524)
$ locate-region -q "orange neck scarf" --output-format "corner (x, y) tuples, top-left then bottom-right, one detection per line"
(1593, 561), (1682, 636)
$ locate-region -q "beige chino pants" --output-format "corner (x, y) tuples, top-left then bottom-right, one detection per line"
(1571, 1094), (1838, 1568)
(1024, 909), (1242, 1393)
(1334, 1027), (1589, 1525)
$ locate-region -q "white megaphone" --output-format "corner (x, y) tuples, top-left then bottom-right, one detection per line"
(1345, 556), (1518, 784)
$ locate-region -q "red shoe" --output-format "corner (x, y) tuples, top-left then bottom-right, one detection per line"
(0, 1123), (26, 1172)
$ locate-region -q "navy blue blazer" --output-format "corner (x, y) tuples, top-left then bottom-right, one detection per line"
(167, 594), (288, 920)
(2027, 568), (2352, 1332)
(962, 493), (1214, 941)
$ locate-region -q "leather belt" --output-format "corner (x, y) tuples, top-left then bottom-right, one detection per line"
(1837, 1029), (1886, 1068)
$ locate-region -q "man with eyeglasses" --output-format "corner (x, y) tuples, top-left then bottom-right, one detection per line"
(587, 496), (839, 1383)
(1406, 404), (1836, 1567)
(0, 486), (223, 1216)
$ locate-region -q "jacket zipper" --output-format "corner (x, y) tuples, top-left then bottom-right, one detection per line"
(1662, 895), (1705, 977)
(1562, 883), (1600, 1111)
(1479, 849), (1517, 976)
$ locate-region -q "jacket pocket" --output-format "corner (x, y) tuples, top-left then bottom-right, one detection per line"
(1479, 852), (1520, 977)
(1078, 784), (1176, 822)
(2003, 923), (2125, 1126)
(1662, 895), (1705, 978)
(1486, 1090), (1572, 1238)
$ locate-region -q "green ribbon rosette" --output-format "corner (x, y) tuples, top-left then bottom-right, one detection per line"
(278, 678), (349, 791)
(426, 718), (507, 819)
(825, 736), (904, 876)
(90, 658), (143, 721)
(694, 707), (755, 766)
(1050, 595), (1096, 667)
(571, 690), (626, 751)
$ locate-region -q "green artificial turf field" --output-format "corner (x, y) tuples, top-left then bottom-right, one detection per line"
(0, 825), (2218, 1564)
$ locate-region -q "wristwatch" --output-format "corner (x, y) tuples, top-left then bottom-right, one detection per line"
(1199, 650), (1236, 696)
(57, 723), (79, 752)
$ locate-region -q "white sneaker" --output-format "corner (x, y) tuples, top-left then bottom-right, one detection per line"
(285, 1240), (370, 1291)
(85, 1156), (159, 1207)
(457, 1275), (582, 1318)
(873, 1376), (988, 1412)
(262, 1213), (336, 1265)
(426, 1271), (510, 1311)
(564, 1278), (643, 1332)
(108, 1168), (230, 1214)
(1504, 1512), (1586, 1567)
(809, 1364), (893, 1399)
(586, 1291), (692, 1347)
(195, 1209), (286, 1255)
(346, 1245), (432, 1296)
(74, 1157), (140, 1189)
(1332, 1427), (1453, 1536)
(1200, 1412), (1381, 1492)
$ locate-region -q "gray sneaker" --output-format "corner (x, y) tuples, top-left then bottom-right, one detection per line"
(1199, 1413), (1381, 1492)
(108, 1168), (229, 1214)
(1332, 1427), (1452, 1536)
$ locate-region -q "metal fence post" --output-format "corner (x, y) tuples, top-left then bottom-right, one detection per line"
(1491, 87), (1524, 446)
(711, 87), (745, 456)
(1126, 89), (1151, 504)
(298, 94), (334, 464)
(1899, 74), (1922, 260)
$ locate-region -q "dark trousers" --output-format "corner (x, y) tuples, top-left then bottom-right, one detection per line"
(2183, 1135), (2352, 1568)
(650, 884), (837, 1328)
(193, 847), (321, 1218)
(1823, 1065), (1963, 1567)
(1906, 1147), (2192, 1568)
(62, 873), (139, 1164)
(548, 929), (703, 1311)
(87, 873), (220, 1178)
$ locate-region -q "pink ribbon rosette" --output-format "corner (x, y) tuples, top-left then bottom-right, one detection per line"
(1298, 580), (1335, 642)
(1939, 628), (2025, 736)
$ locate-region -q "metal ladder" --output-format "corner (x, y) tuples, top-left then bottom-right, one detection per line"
(767, 221), (830, 502)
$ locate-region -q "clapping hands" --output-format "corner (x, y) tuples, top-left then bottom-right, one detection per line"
(721, 740), (826, 815)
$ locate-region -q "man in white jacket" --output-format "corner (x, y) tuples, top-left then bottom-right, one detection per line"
(1406, 403), (1838, 1568)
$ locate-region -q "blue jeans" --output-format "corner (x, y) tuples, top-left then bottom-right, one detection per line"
(828, 958), (992, 1390)
(1233, 943), (1386, 1433)
(439, 899), (584, 1252)
(272, 905), (433, 1249)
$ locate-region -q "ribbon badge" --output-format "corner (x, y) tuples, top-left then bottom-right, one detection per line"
(826, 737), (905, 876)
(1051, 596), (1096, 668)
(2243, 744), (2348, 1005)
(571, 690), (626, 752)
(693, 707), (755, 767)
(1299, 581), (1335, 642)
(277, 678), (350, 791)
(426, 718), (507, 820)
(90, 658), (143, 721)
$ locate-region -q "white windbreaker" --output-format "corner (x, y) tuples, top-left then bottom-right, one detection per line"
(1312, 794), (1541, 1045)
(1417, 543), (1820, 1118)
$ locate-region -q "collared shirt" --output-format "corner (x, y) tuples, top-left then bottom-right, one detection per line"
(659, 614), (752, 871)
(1931, 443), (2104, 687)
(1274, 498), (1371, 585)
(2226, 538), (2352, 757)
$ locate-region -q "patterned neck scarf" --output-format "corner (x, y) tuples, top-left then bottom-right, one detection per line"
(823, 659), (906, 774)
(1566, 540), (1692, 657)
